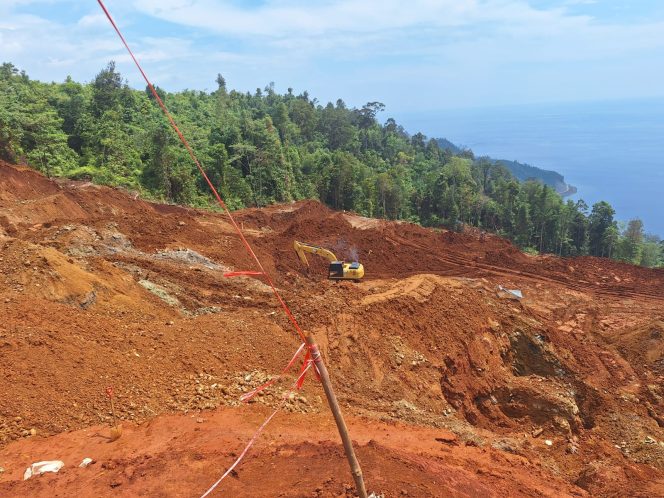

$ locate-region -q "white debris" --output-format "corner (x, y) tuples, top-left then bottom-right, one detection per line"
(23, 460), (65, 480)
(544, 439), (553, 447)
(497, 285), (523, 299)
(79, 458), (94, 468)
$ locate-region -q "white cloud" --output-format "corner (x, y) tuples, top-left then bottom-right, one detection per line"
(130, 0), (488, 37)
(1, 1), (664, 109)
(77, 14), (109, 28)
(0, 6), (224, 86)
(123, 0), (664, 65)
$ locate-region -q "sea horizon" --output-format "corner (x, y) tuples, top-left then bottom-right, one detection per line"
(396, 96), (664, 237)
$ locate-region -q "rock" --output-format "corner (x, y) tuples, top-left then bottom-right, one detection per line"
(434, 434), (458, 446)
(80, 291), (97, 309)
(645, 436), (657, 445)
(544, 439), (553, 447)
(553, 416), (571, 433)
(24, 461), (64, 480)
(532, 427), (544, 438)
(492, 440), (518, 453)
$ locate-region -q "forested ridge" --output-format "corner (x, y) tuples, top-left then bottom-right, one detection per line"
(433, 139), (574, 196)
(1, 61), (661, 267)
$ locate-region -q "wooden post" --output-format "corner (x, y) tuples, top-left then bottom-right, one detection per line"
(306, 333), (368, 498)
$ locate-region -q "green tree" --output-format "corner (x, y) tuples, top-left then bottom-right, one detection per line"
(620, 218), (644, 263)
(588, 201), (617, 257)
(2, 62), (657, 267)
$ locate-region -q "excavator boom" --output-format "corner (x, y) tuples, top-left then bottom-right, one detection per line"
(293, 241), (338, 266)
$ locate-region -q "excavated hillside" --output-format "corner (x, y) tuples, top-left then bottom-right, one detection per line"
(1, 161), (663, 497)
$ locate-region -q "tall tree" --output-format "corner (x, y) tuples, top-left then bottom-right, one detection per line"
(588, 201), (617, 257)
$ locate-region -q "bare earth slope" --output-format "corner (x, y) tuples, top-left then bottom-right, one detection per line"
(1, 162), (663, 497)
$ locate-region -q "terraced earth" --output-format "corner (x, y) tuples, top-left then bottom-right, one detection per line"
(1, 161), (663, 497)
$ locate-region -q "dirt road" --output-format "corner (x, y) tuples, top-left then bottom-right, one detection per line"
(1, 162), (663, 497)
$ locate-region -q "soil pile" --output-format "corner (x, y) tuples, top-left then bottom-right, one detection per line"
(1, 162), (663, 497)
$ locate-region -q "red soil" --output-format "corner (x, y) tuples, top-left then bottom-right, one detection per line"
(1, 161), (663, 497)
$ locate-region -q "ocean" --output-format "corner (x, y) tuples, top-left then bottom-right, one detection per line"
(396, 98), (664, 237)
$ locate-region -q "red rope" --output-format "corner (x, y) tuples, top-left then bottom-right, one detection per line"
(96, 0), (307, 345)
(200, 361), (314, 498)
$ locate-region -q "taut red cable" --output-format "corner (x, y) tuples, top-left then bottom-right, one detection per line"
(95, 3), (326, 495)
(95, 0), (307, 345)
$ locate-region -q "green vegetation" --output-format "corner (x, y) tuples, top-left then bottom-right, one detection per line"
(0, 61), (661, 267)
(435, 140), (576, 196)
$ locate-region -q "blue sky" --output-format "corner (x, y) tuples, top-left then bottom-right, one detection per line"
(2, 1), (664, 112)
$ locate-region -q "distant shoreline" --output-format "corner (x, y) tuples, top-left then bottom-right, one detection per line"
(558, 183), (578, 198)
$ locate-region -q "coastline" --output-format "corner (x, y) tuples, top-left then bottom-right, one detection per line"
(558, 183), (578, 198)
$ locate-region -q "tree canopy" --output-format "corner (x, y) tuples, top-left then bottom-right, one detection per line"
(0, 61), (660, 267)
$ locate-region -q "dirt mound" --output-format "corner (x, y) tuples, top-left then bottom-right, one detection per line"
(236, 199), (664, 301)
(0, 408), (596, 498)
(2, 163), (664, 497)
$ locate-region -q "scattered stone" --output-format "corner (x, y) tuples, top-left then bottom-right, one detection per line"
(532, 427), (544, 438)
(79, 458), (94, 468)
(492, 439), (518, 453)
(567, 436), (579, 454)
(434, 434), (458, 446)
(645, 436), (657, 445)
(139, 279), (181, 308)
(80, 290), (97, 309)
(154, 248), (222, 270)
(544, 439), (553, 447)
(23, 460), (64, 480)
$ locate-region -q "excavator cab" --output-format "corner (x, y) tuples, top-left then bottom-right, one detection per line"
(293, 240), (365, 281)
(328, 261), (345, 279)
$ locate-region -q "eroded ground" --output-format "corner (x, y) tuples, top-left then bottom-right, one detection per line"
(1, 162), (663, 497)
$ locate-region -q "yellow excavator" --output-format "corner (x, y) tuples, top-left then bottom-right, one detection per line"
(293, 240), (364, 281)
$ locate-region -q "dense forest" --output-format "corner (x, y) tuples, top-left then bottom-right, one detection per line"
(0, 61), (662, 267)
(434, 139), (575, 196)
